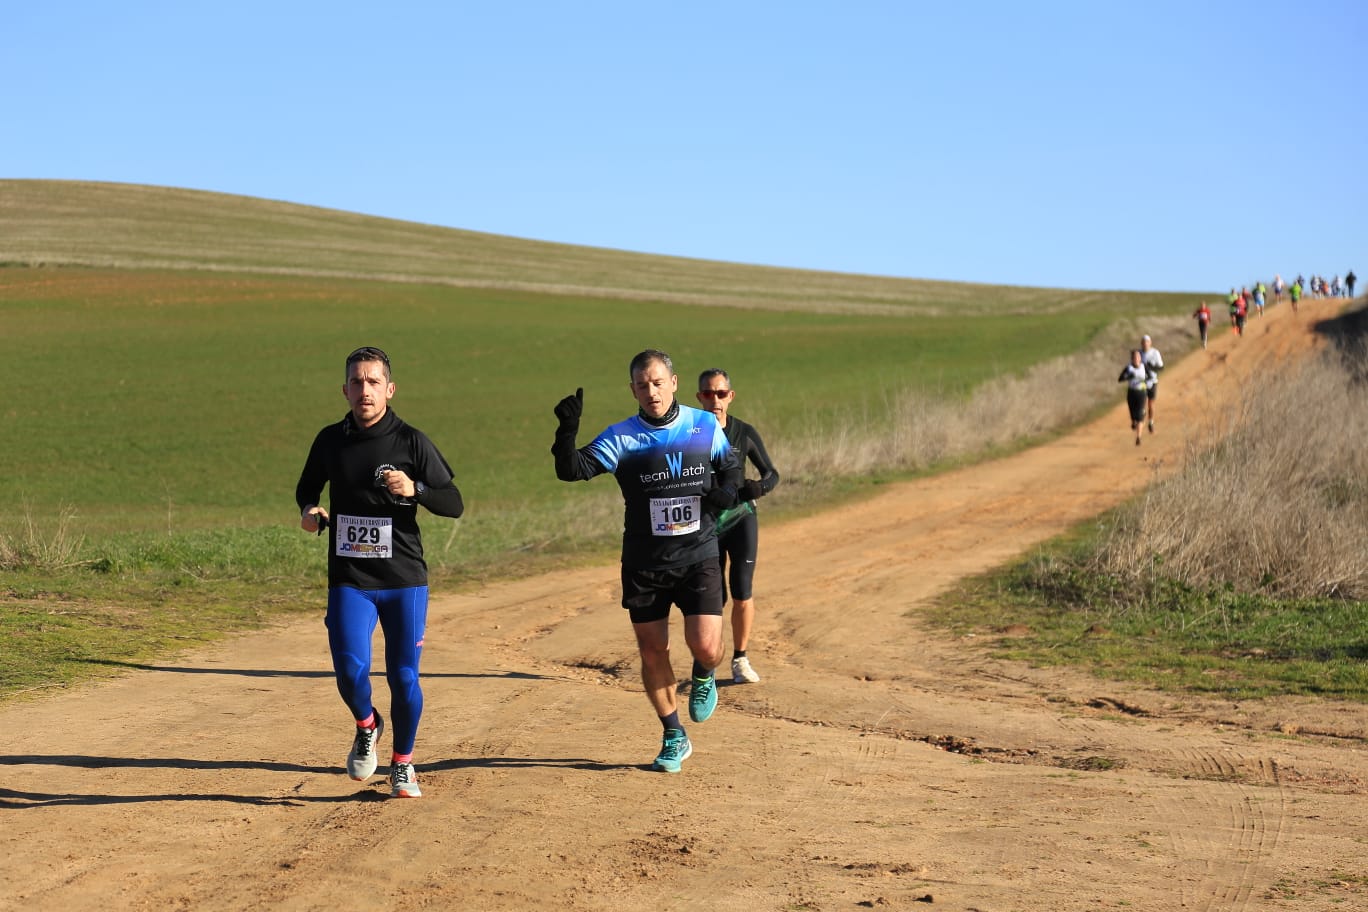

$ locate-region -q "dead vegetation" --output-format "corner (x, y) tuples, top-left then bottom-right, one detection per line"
(1092, 348), (1368, 598)
(776, 315), (1194, 480)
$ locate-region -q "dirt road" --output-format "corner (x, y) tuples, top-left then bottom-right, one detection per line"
(3, 297), (1363, 912)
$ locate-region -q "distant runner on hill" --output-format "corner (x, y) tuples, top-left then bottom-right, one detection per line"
(1192, 301), (1212, 349)
(1140, 334), (1164, 433)
(1118, 349), (1155, 446)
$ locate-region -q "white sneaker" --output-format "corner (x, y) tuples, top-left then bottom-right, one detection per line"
(347, 712), (384, 781)
(390, 761), (422, 798)
(731, 656), (761, 684)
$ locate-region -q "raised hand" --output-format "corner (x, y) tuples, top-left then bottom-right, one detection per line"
(554, 387), (584, 429)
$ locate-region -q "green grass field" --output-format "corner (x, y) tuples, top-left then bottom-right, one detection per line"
(2, 180), (1228, 697)
(1, 182), (1207, 538)
(2, 268), (1152, 536)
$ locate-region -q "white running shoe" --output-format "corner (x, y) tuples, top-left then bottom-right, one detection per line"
(390, 761), (422, 798)
(347, 712), (384, 781)
(731, 656), (761, 684)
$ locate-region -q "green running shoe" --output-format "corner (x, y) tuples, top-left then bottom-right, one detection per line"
(689, 672), (718, 723)
(653, 729), (693, 773)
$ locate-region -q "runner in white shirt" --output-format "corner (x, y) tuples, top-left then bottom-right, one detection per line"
(1118, 350), (1156, 446)
(1140, 334), (1164, 434)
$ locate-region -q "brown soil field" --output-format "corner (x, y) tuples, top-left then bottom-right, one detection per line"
(3, 295), (1363, 912)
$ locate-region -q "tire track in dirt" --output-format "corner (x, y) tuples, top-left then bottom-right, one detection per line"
(1143, 748), (1286, 912)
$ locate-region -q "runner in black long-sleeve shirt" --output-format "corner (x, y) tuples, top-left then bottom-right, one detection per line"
(696, 368), (780, 685)
(296, 346), (464, 799)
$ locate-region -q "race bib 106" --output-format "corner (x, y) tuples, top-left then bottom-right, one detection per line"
(335, 514), (393, 558)
(650, 496), (701, 537)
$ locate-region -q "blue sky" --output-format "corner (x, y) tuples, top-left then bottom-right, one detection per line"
(5, 1), (1364, 292)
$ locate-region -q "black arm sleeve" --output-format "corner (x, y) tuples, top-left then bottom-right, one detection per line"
(745, 427), (781, 495)
(408, 428), (464, 518)
(295, 432), (328, 513)
(419, 481), (464, 518)
(552, 431), (608, 482)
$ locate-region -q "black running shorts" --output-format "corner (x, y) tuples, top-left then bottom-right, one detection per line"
(1127, 388), (1147, 423)
(622, 560), (724, 624)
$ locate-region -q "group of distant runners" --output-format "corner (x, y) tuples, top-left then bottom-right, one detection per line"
(1129, 267), (1358, 445)
(1204, 271), (1358, 339)
(297, 346), (782, 795)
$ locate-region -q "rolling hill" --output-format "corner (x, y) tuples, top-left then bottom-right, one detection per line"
(0, 179), (1204, 315)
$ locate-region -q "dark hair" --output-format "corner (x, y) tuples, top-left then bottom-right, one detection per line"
(629, 349), (673, 379)
(697, 368), (730, 390)
(346, 346), (391, 381)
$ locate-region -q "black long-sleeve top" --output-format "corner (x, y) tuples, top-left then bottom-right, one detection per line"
(296, 409), (463, 589)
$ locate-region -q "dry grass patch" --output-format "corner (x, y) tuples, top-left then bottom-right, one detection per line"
(1092, 349), (1367, 599)
(777, 315), (1193, 480)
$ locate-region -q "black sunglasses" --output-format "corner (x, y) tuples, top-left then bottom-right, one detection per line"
(346, 346), (390, 366)
(697, 389), (732, 399)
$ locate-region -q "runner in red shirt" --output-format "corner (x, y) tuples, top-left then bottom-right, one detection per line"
(1192, 301), (1211, 349)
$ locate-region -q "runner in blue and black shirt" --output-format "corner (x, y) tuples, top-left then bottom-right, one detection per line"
(552, 349), (765, 773)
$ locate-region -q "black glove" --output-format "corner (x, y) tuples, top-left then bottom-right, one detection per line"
(704, 483), (738, 511)
(739, 478), (765, 502)
(554, 388), (583, 432)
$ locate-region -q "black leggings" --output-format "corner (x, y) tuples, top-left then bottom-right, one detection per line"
(717, 512), (759, 603)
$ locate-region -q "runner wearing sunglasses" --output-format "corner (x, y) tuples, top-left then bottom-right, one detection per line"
(696, 369), (781, 685)
(297, 346), (465, 798)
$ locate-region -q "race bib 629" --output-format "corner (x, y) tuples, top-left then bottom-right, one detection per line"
(335, 514), (393, 558)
